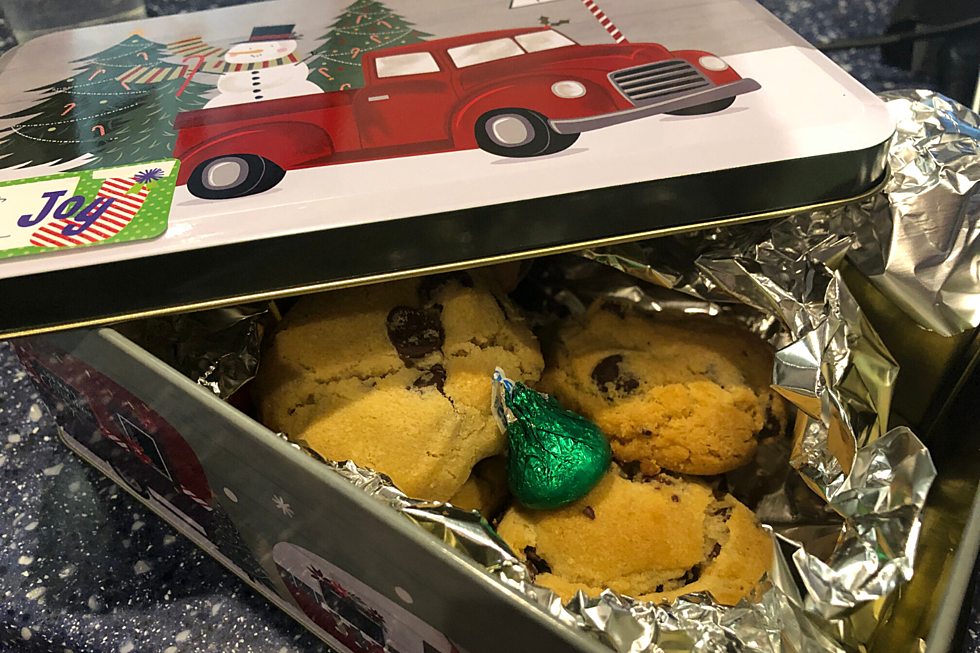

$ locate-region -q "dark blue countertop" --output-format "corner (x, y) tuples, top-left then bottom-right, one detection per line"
(0, 1), (923, 651)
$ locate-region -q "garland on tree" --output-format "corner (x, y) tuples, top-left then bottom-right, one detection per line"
(0, 34), (211, 172)
(306, 0), (431, 93)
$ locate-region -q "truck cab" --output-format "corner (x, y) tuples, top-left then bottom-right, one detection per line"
(174, 27), (759, 200)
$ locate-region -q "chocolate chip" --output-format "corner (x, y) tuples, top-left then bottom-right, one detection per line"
(641, 429), (652, 436)
(711, 506), (733, 521)
(386, 306), (444, 360)
(582, 506), (596, 520)
(591, 355), (639, 395)
(620, 460), (642, 479)
(671, 494), (679, 503)
(681, 565), (702, 584)
(413, 364), (447, 393)
(758, 406), (784, 440)
(709, 542), (722, 561)
(492, 295), (511, 320)
(655, 584), (664, 593)
(523, 546), (552, 577)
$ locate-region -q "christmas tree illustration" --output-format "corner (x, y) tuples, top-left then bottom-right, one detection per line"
(0, 34), (211, 172)
(306, 0), (431, 93)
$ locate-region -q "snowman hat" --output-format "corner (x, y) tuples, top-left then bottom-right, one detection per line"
(248, 25), (296, 42)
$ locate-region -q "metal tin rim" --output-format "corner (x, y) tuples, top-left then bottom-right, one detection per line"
(1, 172), (888, 339)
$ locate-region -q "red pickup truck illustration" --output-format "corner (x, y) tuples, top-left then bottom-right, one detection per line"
(173, 27), (760, 200)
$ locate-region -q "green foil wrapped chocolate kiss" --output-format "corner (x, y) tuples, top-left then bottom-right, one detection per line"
(492, 369), (611, 510)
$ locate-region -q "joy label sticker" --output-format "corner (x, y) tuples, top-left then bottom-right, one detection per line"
(0, 159), (177, 259)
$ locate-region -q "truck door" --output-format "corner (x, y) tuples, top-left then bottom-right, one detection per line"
(355, 51), (456, 149)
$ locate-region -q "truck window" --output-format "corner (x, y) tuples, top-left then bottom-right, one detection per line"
(447, 38), (523, 69)
(376, 52), (440, 78)
(515, 30), (576, 53)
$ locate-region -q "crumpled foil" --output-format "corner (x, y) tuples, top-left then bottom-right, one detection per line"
(115, 303), (274, 399)
(845, 90), (980, 336)
(285, 427), (931, 653)
(586, 91), (980, 340)
(271, 235), (937, 652)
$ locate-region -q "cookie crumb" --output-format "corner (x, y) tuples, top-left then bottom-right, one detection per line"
(582, 506), (596, 520)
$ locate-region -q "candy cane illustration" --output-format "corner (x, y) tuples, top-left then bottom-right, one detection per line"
(88, 68), (106, 80)
(177, 54), (206, 98)
(369, 34), (381, 44)
(61, 103), (76, 116)
(579, 0), (628, 43)
(350, 47), (360, 58)
(92, 125), (105, 136)
(355, 13), (367, 23)
(137, 52), (148, 60)
(340, 83), (351, 90)
(121, 80), (131, 90)
(29, 172), (159, 248)
(378, 20), (391, 28)
(318, 68), (334, 80)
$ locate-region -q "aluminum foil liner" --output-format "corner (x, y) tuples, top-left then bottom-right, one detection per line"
(587, 91), (980, 341)
(271, 249), (934, 651)
(288, 427), (931, 653)
(845, 90), (980, 336)
(114, 303), (274, 399)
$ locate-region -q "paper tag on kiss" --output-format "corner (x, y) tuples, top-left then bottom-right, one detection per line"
(0, 159), (177, 259)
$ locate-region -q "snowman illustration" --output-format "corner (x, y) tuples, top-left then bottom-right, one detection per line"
(204, 25), (322, 109)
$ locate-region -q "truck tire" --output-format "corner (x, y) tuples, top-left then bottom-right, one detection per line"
(475, 108), (578, 158)
(666, 97), (736, 116)
(187, 154), (286, 200)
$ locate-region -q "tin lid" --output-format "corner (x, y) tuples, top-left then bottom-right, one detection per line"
(0, 0), (893, 337)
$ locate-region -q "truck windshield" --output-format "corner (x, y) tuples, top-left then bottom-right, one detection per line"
(447, 38), (524, 69)
(515, 30), (576, 52)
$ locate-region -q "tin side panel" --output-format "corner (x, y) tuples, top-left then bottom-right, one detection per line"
(12, 328), (609, 653)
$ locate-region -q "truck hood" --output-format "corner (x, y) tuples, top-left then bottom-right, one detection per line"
(454, 42), (673, 91)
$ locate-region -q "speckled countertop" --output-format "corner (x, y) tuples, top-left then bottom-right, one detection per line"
(0, 1), (923, 652)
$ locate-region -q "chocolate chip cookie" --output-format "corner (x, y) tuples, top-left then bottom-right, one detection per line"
(539, 305), (788, 476)
(449, 455), (510, 519)
(496, 466), (772, 605)
(256, 270), (544, 501)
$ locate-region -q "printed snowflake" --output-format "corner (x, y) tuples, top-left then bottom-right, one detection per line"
(133, 168), (165, 184)
(272, 495), (294, 517)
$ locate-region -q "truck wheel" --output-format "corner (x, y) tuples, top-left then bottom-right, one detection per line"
(187, 154), (286, 200)
(475, 108), (578, 158)
(666, 97), (736, 116)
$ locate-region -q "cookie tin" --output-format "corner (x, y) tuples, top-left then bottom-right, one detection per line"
(0, 0), (893, 338)
(11, 287), (980, 653)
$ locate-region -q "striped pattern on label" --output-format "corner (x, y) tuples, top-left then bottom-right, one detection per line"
(29, 177), (149, 248)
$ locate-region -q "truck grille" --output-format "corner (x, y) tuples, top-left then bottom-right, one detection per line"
(609, 60), (711, 105)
